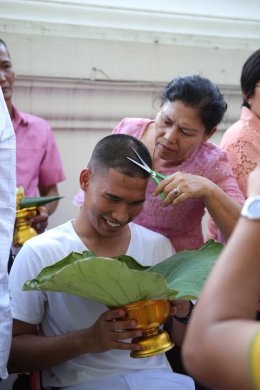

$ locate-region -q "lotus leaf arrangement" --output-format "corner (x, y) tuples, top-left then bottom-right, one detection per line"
(19, 195), (64, 209)
(23, 240), (223, 307)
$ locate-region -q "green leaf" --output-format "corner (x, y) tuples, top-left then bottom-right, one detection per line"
(23, 240), (223, 306)
(19, 195), (64, 209)
(147, 240), (223, 299)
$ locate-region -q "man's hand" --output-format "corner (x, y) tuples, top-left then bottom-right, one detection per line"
(85, 308), (143, 354)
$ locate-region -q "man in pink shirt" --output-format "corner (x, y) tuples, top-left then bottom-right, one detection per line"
(0, 39), (65, 234)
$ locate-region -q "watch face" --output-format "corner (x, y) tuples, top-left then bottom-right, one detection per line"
(242, 196), (260, 219)
(248, 200), (260, 215)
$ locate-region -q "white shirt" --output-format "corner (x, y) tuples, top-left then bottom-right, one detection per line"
(9, 221), (192, 389)
(0, 89), (16, 379)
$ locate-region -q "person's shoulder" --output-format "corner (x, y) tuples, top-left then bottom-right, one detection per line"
(130, 223), (172, 246)
(196, 141), (231, 178)
(112, 117), (152, 136)
(201, 141), (227, 160)
(11, 221), (77, 275)
(24, 221), (73, 250)
(220, 107), (256, 147)
(129, 223), (175, 265)
(117, 117), (151, 125)
(20, 111), (51, 129)
(221, 121), (244, 147)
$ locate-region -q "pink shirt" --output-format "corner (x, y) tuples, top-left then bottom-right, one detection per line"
(220, 107), (260, 198)
(112, 118), (244, 252)
(12, 106), (65, 197)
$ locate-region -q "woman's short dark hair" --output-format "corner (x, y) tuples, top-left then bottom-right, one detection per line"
(160, 75), (227, 134)
(0, 39), (11, 57)
(88, 134), (152, 179)
(240, 49), (260, 108)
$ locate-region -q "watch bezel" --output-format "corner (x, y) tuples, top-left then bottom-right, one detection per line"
(241, 196), (260, 220)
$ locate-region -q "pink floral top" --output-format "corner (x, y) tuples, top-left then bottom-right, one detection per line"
(220, 107), (260, 198)
(112, 118), (245, 252)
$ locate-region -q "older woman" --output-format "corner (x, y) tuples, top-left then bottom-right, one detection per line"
(112, 75), (245, 252)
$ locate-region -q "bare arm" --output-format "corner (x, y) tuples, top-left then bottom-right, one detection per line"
(8, 308), (142, 373)
(165, 300), (193, 347)
(154, 172), (241, 240)
(30, 184), (60, 234)
(182, 165), (260, 390)
(202, 178), (241, 240)
(38, 183), (60, 216)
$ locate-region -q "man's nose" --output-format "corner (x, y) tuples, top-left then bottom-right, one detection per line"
(111, 204), (130, 224)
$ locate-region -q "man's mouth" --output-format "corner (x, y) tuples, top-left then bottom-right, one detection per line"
(104, 218), (121, 228)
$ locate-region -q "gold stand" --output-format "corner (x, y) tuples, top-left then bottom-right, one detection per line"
(13, 207), (38, 247)
(120, 299), (174, 358)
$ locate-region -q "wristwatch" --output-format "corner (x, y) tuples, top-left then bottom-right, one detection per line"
(241, 196), (260, 220)
(173, 301), (194, 325)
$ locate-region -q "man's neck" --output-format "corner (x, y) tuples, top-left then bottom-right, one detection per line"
(72, 218), (131, 258)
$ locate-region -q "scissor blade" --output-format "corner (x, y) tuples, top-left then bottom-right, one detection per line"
(127, 157), (151, 174)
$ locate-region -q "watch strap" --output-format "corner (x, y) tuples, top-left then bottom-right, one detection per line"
(173, 301), (194, 325)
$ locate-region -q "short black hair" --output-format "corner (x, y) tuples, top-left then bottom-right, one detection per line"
(88, 134), (152, 179)
(240, 49), (260, 108)
(159, 75), (227, 134)
(0, 39), (11, 58)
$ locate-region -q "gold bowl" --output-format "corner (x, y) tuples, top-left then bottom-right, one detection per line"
(119, 299), (174, 358)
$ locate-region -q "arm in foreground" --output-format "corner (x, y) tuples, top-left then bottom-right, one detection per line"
(182, 165), (260, 390)
(8, 309), (142, 373)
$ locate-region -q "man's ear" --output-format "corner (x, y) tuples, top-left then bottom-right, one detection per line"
(79, 168), (91, 191)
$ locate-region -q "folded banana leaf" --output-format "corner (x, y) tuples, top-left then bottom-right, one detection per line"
(19, 195), (64, 209)
(23, 240), (223, 307)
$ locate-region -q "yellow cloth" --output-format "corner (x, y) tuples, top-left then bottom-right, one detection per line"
(249, 331), (260, 389)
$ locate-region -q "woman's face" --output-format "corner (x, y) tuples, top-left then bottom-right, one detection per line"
(154, 100), (215, 166)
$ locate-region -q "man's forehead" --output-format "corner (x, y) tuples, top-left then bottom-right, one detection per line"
(91, 168), (147, 190)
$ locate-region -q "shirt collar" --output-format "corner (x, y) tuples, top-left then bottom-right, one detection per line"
(11, 105), (28, 131)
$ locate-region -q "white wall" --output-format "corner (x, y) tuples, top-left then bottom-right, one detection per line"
(1, 0), (259, 228)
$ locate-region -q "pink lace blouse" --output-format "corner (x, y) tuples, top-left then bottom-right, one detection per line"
(112, 118), (245, 252)
(220, 107), (260, 198)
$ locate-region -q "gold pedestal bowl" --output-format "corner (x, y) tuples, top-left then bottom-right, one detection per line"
(13, 207), (38, 247)
(120, 299), (174, 358)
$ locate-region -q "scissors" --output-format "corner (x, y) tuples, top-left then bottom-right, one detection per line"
(127, 148), (168, 199)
